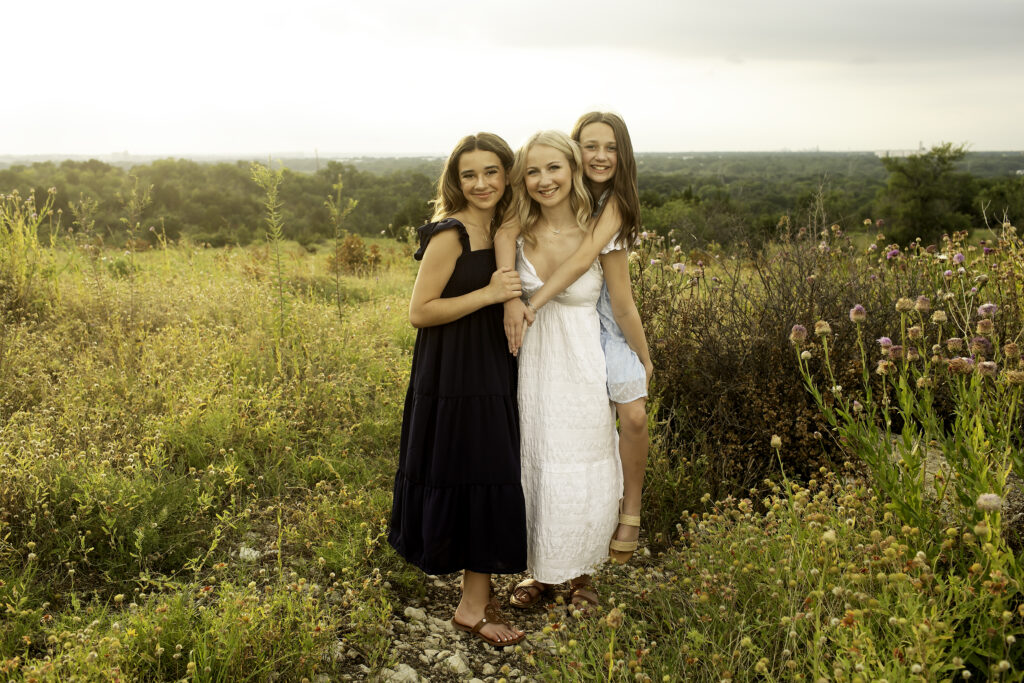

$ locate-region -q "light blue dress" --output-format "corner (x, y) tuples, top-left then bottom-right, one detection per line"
(594, 192), (647, 404)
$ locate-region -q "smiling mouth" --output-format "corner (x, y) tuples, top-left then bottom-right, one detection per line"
(590, 165), (611, 173)
(537, 187), (558, 198)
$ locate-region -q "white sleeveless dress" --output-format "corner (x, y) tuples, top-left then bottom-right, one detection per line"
(516, 241), (622, 584)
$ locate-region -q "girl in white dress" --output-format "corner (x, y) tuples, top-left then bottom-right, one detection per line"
(506, 130), (622, 611)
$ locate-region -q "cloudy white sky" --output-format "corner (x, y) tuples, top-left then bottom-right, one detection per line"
(4, 0), (1023, 156)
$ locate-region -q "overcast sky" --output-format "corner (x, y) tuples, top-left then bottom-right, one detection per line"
(4, 0), (1023, 156)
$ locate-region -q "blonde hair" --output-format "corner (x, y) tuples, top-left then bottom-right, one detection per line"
(511, 130), (593, 246)
(430, 132), (514, 234)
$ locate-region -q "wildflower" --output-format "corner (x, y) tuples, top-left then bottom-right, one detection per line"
(977, 303), (998, 318)
(1004, 342), (1020, 360)
(970, 336), (993, 356)
(906, 347), (920, 361)
(849, 305), (866, 323)
(886, 248), (900, 260)
(800, 350), (812, 360)
(943, 269), (954, 279)
(888, 345), (903, 360)
(771, 435), (782, 449)
(914, 296), (930, 313)
(931, 310), (947, 324)
(876, 360), (895, 375)
(852, 400), (863, 413)
(605, 607), (623, 629)
(895, 297), (915, 313)
(946, 337), (963, 352)
(672, 262), (685, 274)
(907, 325), (923, 340)
(1004, 370), (1024, 385)
(789, 325), (808, 343)
(947, 357), (973, 374)
(877, 336), (893, 349)
(863, 218), (872, 225)
(821, 529), (837, 544)
(814, 320), (831, 337)
(976, 318), (994, 335)
(978, 361), (998, 378)
(916, 376), (933, 389)
(953, 252), (965, 264)
(976, 493), (1003, 512)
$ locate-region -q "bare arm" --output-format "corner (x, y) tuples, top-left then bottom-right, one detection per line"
(600, 248), (654, 388)
(409, 229), (521, 328)
(495, 220), (529, 354)
(528, 198), (625, 311)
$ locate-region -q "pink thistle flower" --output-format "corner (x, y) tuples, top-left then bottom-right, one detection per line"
(849, 305), (866, 323)
(789, 325), (808, 344)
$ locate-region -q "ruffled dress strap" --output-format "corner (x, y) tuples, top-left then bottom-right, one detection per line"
(414, 218), (471, 261)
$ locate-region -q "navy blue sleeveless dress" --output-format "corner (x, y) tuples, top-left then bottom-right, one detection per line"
(388, 218), (527, 575)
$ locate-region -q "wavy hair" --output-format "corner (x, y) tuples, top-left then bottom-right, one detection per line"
(511, 130), (593, 246)
(430, 132), (514, 235)
(571, 111), (641, 247)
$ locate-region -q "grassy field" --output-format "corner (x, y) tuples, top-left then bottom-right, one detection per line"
(2, 220), (1023, 681)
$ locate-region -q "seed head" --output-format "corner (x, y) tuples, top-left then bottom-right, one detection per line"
(1004, 370), (1024, 385)
(907, 325), (923, 340)
(976, 493), (1003, 512)
(1004, 342), (1020, 360)
(976, 318), (994, 335)
(849, 305), (866, 323)
(914, 296), (930, 313)
(970, 336), (993, 356)
(947, 357), (974, 374)
(978, 361), (998, 378)
(789, 324), (808, 344)
(946, 337), (963, 352)
(931, 310), (947, 324)
(916, 376), (933, 389)
(800, 350), (812, 360)
(875, 359), (895, 376)
(605, 607), (624, 629)
(814, 320), (831, 337)
(895, 297), (915, 313)
(877, 336), (893, 349)
(771, 435), (782, 449)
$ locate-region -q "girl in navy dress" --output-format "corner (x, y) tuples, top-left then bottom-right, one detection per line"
(388, 132), (528, 646)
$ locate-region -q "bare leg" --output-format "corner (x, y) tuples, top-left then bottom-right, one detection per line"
(611, 398), (648, 554)
(453, 570), (523, 643)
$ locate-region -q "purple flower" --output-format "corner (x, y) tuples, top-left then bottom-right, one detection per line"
(886, 248), (900, 260)
(970, 336), (993, 356)
(789, 325), (808, 344)
(978, 361), (999, 378)
(672, 262), (686, 274)
(849, 305), (867, 323)
(953, 253), (965, 264)
(983, 247), (994, 255)
(943, 270), (953, 279)
(977, 303), (998, 318)
(877, 336), (893, 348)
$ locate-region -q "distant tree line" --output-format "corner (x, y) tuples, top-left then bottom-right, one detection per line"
(1, 149), (1021, 249)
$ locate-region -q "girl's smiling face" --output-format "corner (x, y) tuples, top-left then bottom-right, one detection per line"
(458, 149), (507, 211)
(524, 144), (572, 208)
(579, 122), (617, 186)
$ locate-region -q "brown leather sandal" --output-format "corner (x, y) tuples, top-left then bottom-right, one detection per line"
(568, 577), (599, 616)
(509, 578), (551, 609)
(451, 599), (525, 648)
(609, 512), (641, 564)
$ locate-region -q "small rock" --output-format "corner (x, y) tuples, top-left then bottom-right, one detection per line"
(482, 663), (497, 675)
(404, 606), (427, 622)
(444, 652), (471, 676)
(423, 648), (438, 659)
(435, 649), (452, 661)
(237, 545), (261, 561)
(379, 662), (419, 682)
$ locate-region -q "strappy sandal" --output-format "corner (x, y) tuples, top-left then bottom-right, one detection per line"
(568, 577), (599, 616)
(451, 599), (525, 648)
(609, 512), (641, 564)
(509, 578), (551, 609)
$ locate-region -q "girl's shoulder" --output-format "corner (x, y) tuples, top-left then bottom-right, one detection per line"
(414, 218), (471, 261)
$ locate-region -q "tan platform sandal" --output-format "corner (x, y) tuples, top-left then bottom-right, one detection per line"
(568, 576), (599, 617)
(609, 512), (641, 564)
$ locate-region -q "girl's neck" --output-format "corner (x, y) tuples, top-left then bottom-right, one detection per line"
(539, 201), (578, 232)
(587, 178), (611, 198)
(454, 205), (495, 233)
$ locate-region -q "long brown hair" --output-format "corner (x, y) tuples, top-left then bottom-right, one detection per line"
(430, 132), (514, 235)
(571, 112), (641, 247)
(511, 130), (593, 246)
